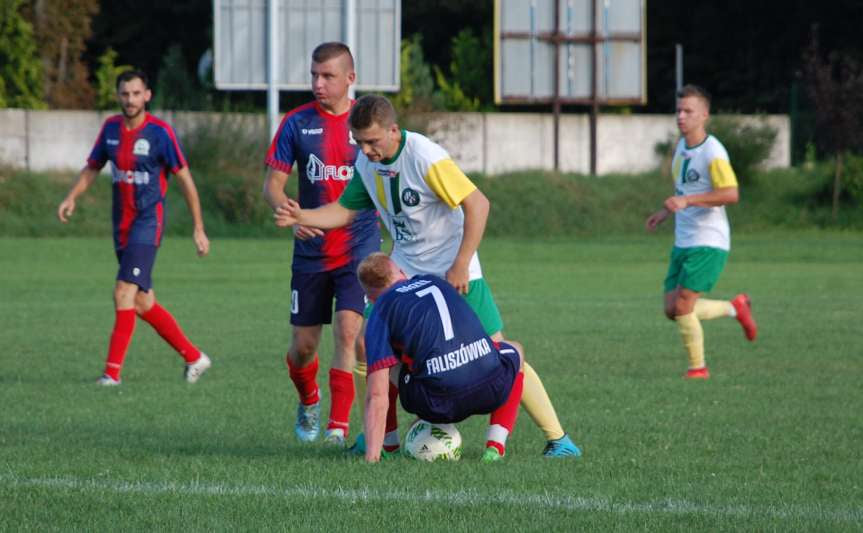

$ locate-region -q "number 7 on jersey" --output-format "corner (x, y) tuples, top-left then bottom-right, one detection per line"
(416, 286), (454, 340)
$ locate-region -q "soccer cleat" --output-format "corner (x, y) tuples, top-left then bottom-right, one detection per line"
(685, 366), (710, 379)
(542, 434), (582, 458)
(96, 374), (121, 386)
(348, 433), (366, 455)
(184, 353), (212, 384)
(294, 402), (321, 442)
(323, 428), (347, 447)
(481, 447), (504, 463)
(731, 294), (757, 341)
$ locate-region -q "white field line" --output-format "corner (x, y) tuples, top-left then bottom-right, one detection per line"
(1, 473), (861, 524)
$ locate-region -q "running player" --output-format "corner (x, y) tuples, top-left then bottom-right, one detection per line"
(358, 253), (524, 463)
(57, 69), (211, 385)
(263, 42), (380, 445)
(646, 84), (758, 379)
(275, 94), (581, 457)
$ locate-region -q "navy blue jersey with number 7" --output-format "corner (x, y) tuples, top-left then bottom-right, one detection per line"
(364, 275), (502, 389)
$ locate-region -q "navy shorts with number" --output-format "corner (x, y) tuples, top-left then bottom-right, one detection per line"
(115, 244), (158, 292)
(399, 341), (520, 424)
(290, 263), (366, 326)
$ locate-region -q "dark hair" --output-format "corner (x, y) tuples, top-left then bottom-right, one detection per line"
(349, 94), (397, 131)
(116, 70), (149, 90)
(312, 42), (354, 70)
(676, 84), (711, 110)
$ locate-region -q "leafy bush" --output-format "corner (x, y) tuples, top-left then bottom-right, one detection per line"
(94, 47), (132, 110)
(707, 116), (777, 184)
(180, 115), (275, 231)
(833, 152), (863, 205)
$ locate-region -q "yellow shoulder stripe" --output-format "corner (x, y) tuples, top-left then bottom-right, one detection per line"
(709, 158), (738, 189)
(424, 159), (476, 209)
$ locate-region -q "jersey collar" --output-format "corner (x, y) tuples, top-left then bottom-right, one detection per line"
(380, 129), (407, 165)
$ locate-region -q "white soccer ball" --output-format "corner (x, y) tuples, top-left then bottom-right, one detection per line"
(403, 420), (462, 462)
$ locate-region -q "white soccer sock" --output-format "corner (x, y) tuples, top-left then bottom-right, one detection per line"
(486, 423), (510, 447)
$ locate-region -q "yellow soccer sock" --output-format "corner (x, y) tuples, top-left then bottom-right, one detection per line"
(694, 298), (734, 320)
(521, 362), (565, 441)
(676, 312), (705, 369)
(354, 361), (367, 421)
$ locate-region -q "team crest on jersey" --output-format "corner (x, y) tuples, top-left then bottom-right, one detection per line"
(133, 139), (150, 156)
(684, 168), (701, 183)
(401, 187), (420, 207)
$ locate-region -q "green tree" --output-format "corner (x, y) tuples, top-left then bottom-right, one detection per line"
(391, 34), (437, 114)
(802, 26), (863, 219)
(30, 0), (99, 108)
(153, 44), (198, 110)
(0, 0), (44, 109)
(93, 47), (131, 110)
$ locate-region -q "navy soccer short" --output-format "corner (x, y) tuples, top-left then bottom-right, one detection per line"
(115, 244), (158, 292)
(399, 341), (521, 424)
(290, 263), (366, 326)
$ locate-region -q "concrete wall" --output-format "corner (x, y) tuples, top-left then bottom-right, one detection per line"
(0, 109), (790, 175)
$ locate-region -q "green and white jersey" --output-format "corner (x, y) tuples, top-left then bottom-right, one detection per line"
(671, 134), (739, 251)
(339, 130), (483, 280)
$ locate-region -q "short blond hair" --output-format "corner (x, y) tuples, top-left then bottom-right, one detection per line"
(357, 252), (396, 292)
(676, 84), (711, 111)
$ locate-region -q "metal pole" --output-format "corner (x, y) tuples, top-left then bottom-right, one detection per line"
(345, 0), (357, 99)
(589, 0), (598, 176)
(267, 0), (279, 140)
(675, 43), (683, 92)
(553, 0), (560, 172)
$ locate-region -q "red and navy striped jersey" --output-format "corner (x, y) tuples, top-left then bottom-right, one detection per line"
(87, 113), (185, 250)
(265, 101), (380, 273)
(365, 275), (502, 390)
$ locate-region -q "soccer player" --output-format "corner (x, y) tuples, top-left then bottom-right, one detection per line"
(358, 253), (524, 463)
(56, 69), (212, 385)
(263, 42), (380, 445)
(645, 84), (758, 379)
(274, 94), (581, 457)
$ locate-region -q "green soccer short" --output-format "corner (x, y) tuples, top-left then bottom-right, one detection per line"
(363, 278), (504, 336)
(663, 246), (729, 293)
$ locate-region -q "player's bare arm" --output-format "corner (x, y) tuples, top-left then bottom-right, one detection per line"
(446, 188), (490, 294)
(174, 166), (210, 257)
(645, 208), (670, 231)
(364, 367), (390, 462)
(57, 166), (100, 223)
(663, 186), (739, 212)
(275, 199), (357, 230)
(263, 167), (323, 240)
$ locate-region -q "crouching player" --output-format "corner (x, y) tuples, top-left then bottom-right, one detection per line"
(358, 253), (524, 463)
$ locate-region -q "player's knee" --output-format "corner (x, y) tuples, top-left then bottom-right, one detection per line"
(664, 306), (677, 320)
(133, 292), (154, 315)
(288, 340), (317, 364)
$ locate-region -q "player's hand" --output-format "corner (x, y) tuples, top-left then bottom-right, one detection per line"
(193, 227), (210, 257)
(663, 195), (688, 213)
(293, 224), (324, 240)
(57, 197), (75, 223)
(446, 263), (470, 295)
(274, 198), (301, 228)
(645, 209), (669, 231)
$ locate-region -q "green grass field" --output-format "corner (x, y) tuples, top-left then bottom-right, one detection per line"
(1, 234), (861, 531)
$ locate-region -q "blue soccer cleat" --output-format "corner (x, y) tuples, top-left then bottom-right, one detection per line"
(294, 402), (320, 442)
(542, 433), (582, 458)
(348, 433), (367, 455)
